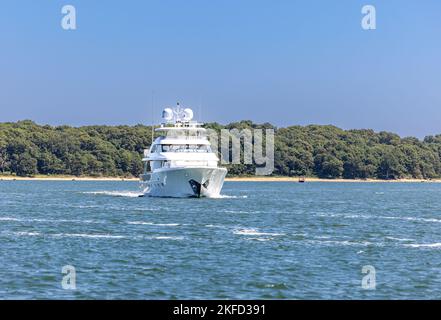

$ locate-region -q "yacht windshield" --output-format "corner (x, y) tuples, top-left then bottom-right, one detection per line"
(161, 144), (211, 153)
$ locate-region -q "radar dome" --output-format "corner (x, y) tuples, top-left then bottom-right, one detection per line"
(182, 108), (194, 121)
(162, 108), (173, 122)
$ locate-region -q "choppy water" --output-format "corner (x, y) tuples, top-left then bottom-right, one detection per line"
(1, 181), (441, 299)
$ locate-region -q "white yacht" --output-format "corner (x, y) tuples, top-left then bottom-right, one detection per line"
(140, 104), (227, 198)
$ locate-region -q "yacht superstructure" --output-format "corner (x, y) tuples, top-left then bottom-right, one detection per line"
(140, 104), (227, 197)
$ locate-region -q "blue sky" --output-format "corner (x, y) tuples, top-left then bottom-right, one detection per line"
(0, 0), (440, 137)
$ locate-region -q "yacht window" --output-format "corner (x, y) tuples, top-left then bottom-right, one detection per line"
(159, 144), (211, 153)
(197, 145), (211, 152)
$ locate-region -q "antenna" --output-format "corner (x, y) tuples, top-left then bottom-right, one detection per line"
(199, 96), (203, 123)
(151, 91), (155, 145)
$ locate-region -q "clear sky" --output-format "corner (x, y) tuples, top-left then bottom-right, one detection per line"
(0, 0), (440, 137)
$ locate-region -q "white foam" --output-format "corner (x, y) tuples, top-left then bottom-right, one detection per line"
(308, 239), (374, 247)
(83, 191), (142, 198)
(381, 216), (441, 223)
(315, 235), (331, 239)
(386, 236), (414, 242)
(73, 205), (102, 209)
(7, 231), (183, 240)
(127, 221), (180, 227)
(222, 210), (252, 214)
(127, 221), (154, 225)
(153, 236), (184, 240)
(0, 217), (21, 222)
(0, 217), (101, 224)
(52, 233), (127, 239)
(13, 231), (41, 236)
(209, 194), (248, 199)
(403, 243), (441, 248)
(233, 228), (284, 236)
(205, 224), (226, 228)
(246, 237), (274, 242)
(317, 212), (441, 224)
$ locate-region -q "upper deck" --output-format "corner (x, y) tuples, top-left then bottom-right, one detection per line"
(143, 104), (218, 163)
(154, 104), (209, 140)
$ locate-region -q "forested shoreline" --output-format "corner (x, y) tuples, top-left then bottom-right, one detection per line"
(1, 120), (441, 179)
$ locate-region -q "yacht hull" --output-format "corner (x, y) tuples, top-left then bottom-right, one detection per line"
(141, 167), (227, 198)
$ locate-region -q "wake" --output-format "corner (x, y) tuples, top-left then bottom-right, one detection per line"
(209, 194), (248, 199)
(82, 191), (143, 198)
(82, 191), (247, 199)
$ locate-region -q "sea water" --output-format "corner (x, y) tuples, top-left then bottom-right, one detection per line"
(1, 181), (441, 299)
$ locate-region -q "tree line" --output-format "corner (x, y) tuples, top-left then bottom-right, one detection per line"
(1, 120), (441, 179)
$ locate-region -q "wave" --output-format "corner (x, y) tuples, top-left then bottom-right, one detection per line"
(0, 216), (102, 224)
(6, 231), (184, 241)
(82, 191), (142, 198)
(245, 237), (274, 242)
(152, 236), (184, 240)
(233, 228), (284, 236)
(381, 216), (441, 223)
(222, 210), (253, 214)
(127, 221), (180, 227)
(307, 239), (375, 247)
(82, 191), (247, 199)
(315, 235), (332, 239)
(317, 212), (441, 224)
(403, 243), (441, 248)
(12, 231), (41, 236)
(209, 194), (248, 199)
(52, 233), (127, 239)
(8, 231), (126, 239)
(0, 217), (21, 222)
(385, 236), (414, 242)
(205, 224), (227, 228)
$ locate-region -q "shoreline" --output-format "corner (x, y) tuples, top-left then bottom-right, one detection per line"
(0, 176), (139, 181)
(226, 177), (441, 183)
(1, 175), (440, 183)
